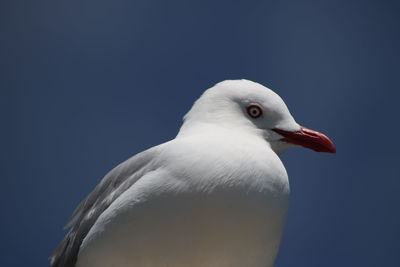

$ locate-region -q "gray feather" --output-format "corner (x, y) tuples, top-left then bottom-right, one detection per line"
(50, 146), (159, 267)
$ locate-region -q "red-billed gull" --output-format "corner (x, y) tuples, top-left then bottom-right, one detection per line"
(51, 79), (335, 267)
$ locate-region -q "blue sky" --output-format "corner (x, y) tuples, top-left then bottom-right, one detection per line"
(2, 0), (400, 266)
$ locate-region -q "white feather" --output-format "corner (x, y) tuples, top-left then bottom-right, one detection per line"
(54, 79), (302, 267)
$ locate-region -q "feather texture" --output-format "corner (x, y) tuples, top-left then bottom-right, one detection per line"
(50, 146), (159, 267)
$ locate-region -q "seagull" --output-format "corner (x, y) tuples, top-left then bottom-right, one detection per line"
(51, 80), (335, 267)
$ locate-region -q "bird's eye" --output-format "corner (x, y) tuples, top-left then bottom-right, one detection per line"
(246, 105), (263, 119)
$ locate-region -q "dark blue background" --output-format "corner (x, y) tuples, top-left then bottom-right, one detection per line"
(2, 0), (399, 266)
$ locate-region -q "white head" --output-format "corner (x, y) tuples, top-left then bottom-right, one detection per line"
(178, 80), (335, 154)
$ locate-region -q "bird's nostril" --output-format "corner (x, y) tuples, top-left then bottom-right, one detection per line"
(301, 127), (320, 137)
(307, 131), (318, 137)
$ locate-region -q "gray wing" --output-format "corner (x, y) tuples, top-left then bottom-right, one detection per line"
(50, 146), (159, 267)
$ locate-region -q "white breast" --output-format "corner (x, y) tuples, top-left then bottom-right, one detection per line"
(76, 134), (290, 267)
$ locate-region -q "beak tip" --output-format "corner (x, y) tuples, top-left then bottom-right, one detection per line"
(325, 145), (336, 154)
(317, 136), (336, 154)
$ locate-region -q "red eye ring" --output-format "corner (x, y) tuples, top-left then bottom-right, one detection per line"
(246, 105), (263, 119)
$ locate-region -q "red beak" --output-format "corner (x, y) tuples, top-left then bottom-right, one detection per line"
(273, 126), (336, 153)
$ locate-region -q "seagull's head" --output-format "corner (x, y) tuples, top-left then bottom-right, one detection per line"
(179, 79), (336, 154)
